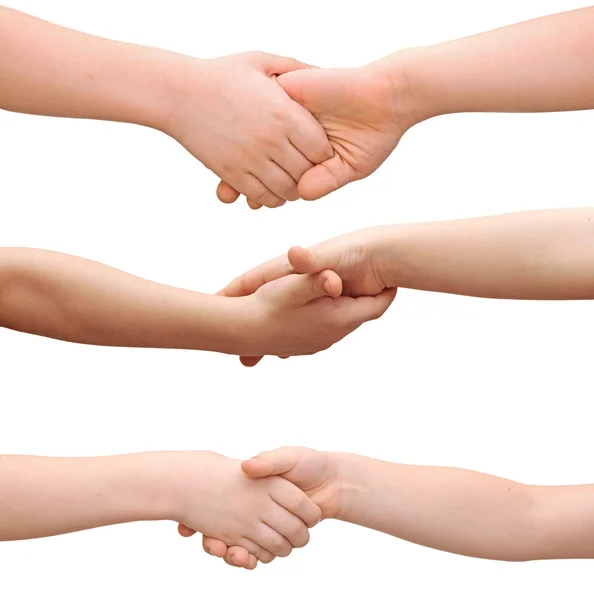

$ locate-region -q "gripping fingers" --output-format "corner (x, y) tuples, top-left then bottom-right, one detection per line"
(270, 480), (322, 528)
(252, 160), (299, 202)
(268, 270), (342, 309)
(216, 181), (241, 204)
(223, 549), (258, 570)
(253, 522), (293, 558)
(263, 503), (310, 549)
(218, 173), (285, 208)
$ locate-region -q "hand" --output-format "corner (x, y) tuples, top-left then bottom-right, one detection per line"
(232, 266), (396, 365)
(222, 227), (397, 365)
(216, 56), (416, 207)
(161, 51), (333, 208)
(172, 451), (322, 570)
(196, 447), (342, 569)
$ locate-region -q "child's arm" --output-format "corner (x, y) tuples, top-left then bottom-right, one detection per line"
(218, 208), (594, 365)
(0, 247), (394, 359)
(225, 7), (594, 203)
(0, 7), (331, 208)
(204, 447), (594, 563)
(222, 208), (594, 301)
(0, 450), (321, 567)
(399, 7), (594, 120)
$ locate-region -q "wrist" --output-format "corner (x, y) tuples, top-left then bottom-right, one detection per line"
(156, 451), (229, 527)
(156, 53), (211, 137)
(372, 46), (452, 125)
(329, 452), (371, 523)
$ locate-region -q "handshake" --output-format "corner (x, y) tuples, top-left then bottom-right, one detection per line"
(174, 447), (338, 570)
(162, 50), (412, 210)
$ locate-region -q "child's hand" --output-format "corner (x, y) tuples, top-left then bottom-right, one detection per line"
(221, 228), (396, 365)
(230, 267), (396, 366)
(198, 447), (341, 569)
(161, 51), (333, 208)
(171, 451), (322, 568)
(216, 59), (415, 207)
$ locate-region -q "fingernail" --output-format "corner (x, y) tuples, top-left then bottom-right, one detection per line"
(231, 555), (242, 566)
(323, 280), (332, 295)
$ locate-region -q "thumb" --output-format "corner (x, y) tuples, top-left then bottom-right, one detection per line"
(288, 245), (337, 275)
(242, 447), (304, 479)
(260, 53), (315, 77)
(298, 155), (358, 201)
(265, 270), (342, 308)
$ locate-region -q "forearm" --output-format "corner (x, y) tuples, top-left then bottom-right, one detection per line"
(0, 452), (177, 541)
(335, 453), (594, 561)
(385, 7), (594, 122)
(375, 208), (594, 299)
(0, 7), (176, 129)
(0, 248), (246, 352)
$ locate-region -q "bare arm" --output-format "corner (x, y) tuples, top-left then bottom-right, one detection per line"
(221, 208), (594, 303)
(395, 7), (594, 122)
(226, 447), (594, 563)
(0, 450), (319, 565)
(335, 453), (594, 561)
(378, 208), (594, 299)
(0, 7), (167, 127)
(0, 247), (389, 359)
(0, 7), (332, 207)
(0, 453), (170, 540)
(0, 248), (243, 353)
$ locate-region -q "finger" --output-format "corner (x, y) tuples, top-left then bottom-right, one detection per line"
(247, 199), (264, 210)
(222, 173), (285, 209)
(235, 538), (275, 564)
(262, 503), (310, 549)
(178, 523), (197, 537)
(251, 160), (299, 201)
(278, 72), (334, 166)
(288, 245), (338, 275)
(298, 155), (358, 201)
(224, 546), (250, 568)
(266, 270), (342, 309)
(216, 181), (241, 204)
(273, 142), (314, 185)
(242, 447), (304, 479)
(269, 480), (322, 529)
(287, 126), (334, 168)
(259, 53), (314, 76)
(253, 522), (293, 558)
(202, 536), (228, 558)
(240, 356), (263, 367)
(218, 256), (293, 297)
(243, 173), (286, 208)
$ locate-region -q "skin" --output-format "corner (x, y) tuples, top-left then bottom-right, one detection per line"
(0, 247), (395, 359)
(0, 451), (323, 569)
(0, 7), (333, 208)
(219, 208), (594, 365)
(218, 6), (594, 207)
(200, 447), (594, 567)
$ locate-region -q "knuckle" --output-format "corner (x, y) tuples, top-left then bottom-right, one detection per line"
(309, 142), (333, 164)
(288, 520), (305, 538)
(272, 540), (290, 557)
(305, 506), (323, 527)
(276, 180), (299, 200)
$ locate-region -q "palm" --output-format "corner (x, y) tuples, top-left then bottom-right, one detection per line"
(278, 66), (406, 200)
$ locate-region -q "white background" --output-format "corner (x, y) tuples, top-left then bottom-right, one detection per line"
(1, 0), (594, 598)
